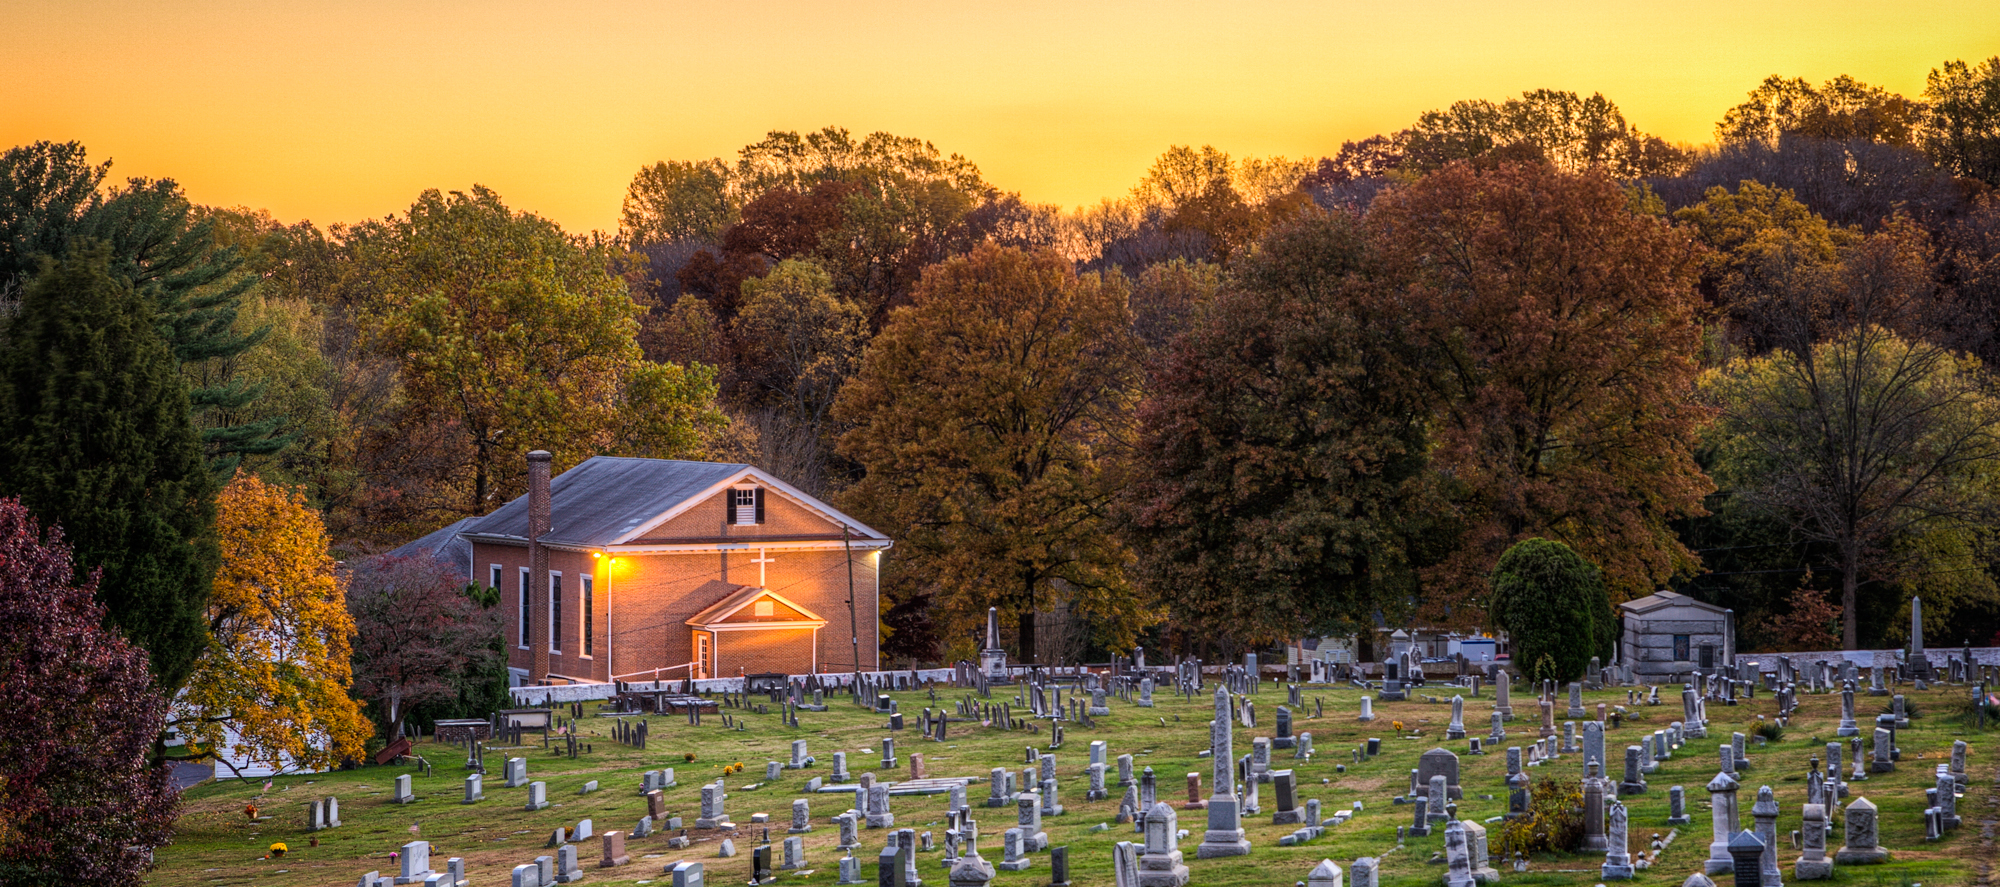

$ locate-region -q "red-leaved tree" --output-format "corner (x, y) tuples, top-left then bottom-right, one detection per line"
(345, 554), (500, 741)
(0, 497), (177, 886)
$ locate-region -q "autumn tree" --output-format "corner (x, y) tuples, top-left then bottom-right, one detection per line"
(619, 158), (740, 245)
(345, 554), (502, 741)
(1923, 56), (2000, 186)
(1716, 75), (1928, 147)
(1122, 214), (1441, 646)
(1704, 326), (2000, 649)
(346, 186), (721, 535)
(836, 244), (1150, 662)
(0, 245), (217, 693)
(0, 498), (178, 886)
(171, 474), (370, 775)
(1368, 161), (1713, 620)
(1400, 89), (1690, 177)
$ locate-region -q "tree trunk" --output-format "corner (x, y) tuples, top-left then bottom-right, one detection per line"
(1841, 555), (1860, 651)
(1019, 611), (1037, 666)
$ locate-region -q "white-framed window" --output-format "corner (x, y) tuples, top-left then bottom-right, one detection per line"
(581, 574), (594, 658)
(753, 599), (775, 617)
(727, 486), (763, 525)
(549, 572), (564, 654)
(489, 564), (502, 596)
(517, 567), (530, 649)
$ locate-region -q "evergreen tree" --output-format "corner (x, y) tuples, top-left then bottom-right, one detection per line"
(1487, 538), (1611, 683)
(0, 244), (219, 693)
(0, 141), (290, 474)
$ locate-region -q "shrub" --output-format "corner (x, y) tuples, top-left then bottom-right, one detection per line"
(1755, 720), (1784, 743)
(1495, 774), (1585, 857)
(1490, 539), (1610, 683)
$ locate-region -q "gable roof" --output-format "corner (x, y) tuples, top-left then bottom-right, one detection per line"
(459, 456), (889, 549)
(686, 584), (828, 631)
(1620, 589), (1731, 616)
(387, 517), (478, 574)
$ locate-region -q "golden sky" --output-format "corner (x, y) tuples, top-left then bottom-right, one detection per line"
(5, 1), (1996, 234)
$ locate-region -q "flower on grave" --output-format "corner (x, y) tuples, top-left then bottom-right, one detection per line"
(1392, 721), (1404, 732)
(244, 803), (258, 820)
(685, 753), (697, 762)
(268, 843), (287, 858)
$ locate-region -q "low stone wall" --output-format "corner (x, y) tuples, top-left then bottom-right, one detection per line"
(508, 667), (965, 704)
(1734, 646), (2000, 672)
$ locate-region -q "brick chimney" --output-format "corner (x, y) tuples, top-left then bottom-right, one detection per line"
(527, 450), (552, 681)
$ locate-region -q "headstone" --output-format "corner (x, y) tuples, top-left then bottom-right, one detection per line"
(396, 841), (434, 885)
(1271, 770), (1302, 824)
(554, 845), (583, 884)
(505, 757), (528, 788)
(599, 831), (630, 868)
(1751, 785), (1781, 887)
(1446, 695), (1466, 740)
(695, 783), (728, 829)
(866, 783), (896, 828)
(781, 836), (806, 871)
(1138, 802), (1189, 886)
(1727, 830), (1765, 887)
(1601, 801), (1634, 880)
(393, 774), (416, 805)
(1417, 748), (1462, 800)
(1307, 859), (1343, 887)
(668, 861), (704, 887)
(1794, 803), (1831, 880)
(1443, 820), (1475, 887)
(1566, 682), (1586, 718)
(525, 781), (549, 812)
(1620, 745), (1648, 796)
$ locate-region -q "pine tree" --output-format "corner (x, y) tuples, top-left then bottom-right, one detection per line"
(0, 141), (291, 475)
(0, 244), (219, 694)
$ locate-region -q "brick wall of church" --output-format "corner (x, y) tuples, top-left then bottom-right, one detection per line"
(485, 540), (882, 682)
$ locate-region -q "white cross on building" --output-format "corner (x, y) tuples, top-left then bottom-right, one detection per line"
(751, 548), (776, 586)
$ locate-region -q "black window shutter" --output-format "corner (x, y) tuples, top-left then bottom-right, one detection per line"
(754, 488), (765, 524)
(724, 490), (737, 525)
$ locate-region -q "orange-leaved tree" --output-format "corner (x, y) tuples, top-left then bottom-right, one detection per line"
(836, 244), (1153, 662)
(171, 474), (370, 775)
(1368, 161), (1714, 623)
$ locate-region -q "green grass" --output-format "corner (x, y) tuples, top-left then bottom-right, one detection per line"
(155, 678), (1990, 887)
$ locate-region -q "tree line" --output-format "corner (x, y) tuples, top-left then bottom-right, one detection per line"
(4, 56), (2000, 884)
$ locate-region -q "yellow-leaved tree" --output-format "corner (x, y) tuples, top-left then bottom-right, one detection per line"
(172, 474), (370, 775)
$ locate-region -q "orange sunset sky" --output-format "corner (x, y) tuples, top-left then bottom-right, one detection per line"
(5, 1), (1997, 235)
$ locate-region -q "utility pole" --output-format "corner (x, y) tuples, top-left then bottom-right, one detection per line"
(844, 523), (860, 676)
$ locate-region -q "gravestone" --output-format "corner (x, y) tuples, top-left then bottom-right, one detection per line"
(505, 757), (528, 788)
(1601, 801), (1634, 881)
(393, 774), (416, 805)
(1417, 748), (1463, 800)
(1794, 803), (1831, 880)
(1668, 784), (1691, 825)
(525, 782), (549, 812)
(600, 831), (630, 868)
(790, 798), (813, 834)
(695, 783), (728, 829)
(395, 840), (434, 885)
(1137, 802), (1189, 887)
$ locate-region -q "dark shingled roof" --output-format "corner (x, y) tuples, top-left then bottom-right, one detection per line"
(461, 456), (749, 548)
(387, 516), (478, 573)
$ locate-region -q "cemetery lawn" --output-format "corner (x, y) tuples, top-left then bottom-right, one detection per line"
(157, 680), (1992, 887)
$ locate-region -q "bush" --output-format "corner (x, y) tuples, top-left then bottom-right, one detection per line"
(1490, 538), (1610, 683)
(1755, 720), (1784, 743)
(1495, 774), (1585, 857)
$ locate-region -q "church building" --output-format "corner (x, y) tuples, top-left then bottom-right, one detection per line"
(457, 451), (891, 685)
